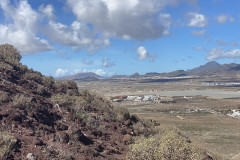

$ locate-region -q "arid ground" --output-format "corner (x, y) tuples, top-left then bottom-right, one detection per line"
(76, 77), (240, 160)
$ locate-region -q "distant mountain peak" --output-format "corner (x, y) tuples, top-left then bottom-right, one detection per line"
(204, 61), (221, 67)
(59, 72), (103, 80)
(187, 61), (240, 76)
(131, 72), (140, 77)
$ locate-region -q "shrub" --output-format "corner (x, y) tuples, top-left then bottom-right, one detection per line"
(0, 92), (9, 105)
(23, 72), (43, 84)
(78, 90), (114, 119)
(132, 118), (161, 137)
(11, 94), (32, 110)
(42, 76), (55, 89)
(0, 44), (21, 66)
(113, 106), (130, 122)
(54, 80), (78, 95)
(130, 114), (140, 123)
(127, 131), (202, 160)
(36, 84), (48, 96)
(51, 90), (116, 123)
(50, 94), (78, 108)
(75, 112), (88, 123)
(0, 61), (13, 71)
(0, 132), (20, 159)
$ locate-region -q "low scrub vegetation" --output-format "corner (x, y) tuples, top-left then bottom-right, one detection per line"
(11, 94), (32, 110)
(0, 132), (20, 159)
(113, 106), (130, 122)
(127, 125), (221, 160)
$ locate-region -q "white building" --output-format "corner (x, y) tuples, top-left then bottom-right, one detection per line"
(126, 96), (138, 101)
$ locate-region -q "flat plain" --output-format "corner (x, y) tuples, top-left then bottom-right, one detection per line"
(76, 76), (240, 160)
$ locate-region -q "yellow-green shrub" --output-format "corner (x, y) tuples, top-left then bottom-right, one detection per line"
(127, 131), (202, 160)
(113, 106), (130, 122)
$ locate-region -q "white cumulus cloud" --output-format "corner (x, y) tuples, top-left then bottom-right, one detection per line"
(136, 46), (158, 61)
(55, 68), (69, 77)
(56, 68), (114, 77)
(43, 21), (110, 51)
(137, 46), (149, 60)
(91, 69), (114, 77)
(0, 0), (52, 55)
(39, 4), (56, 20)
(207, 47), (240, 60)
(66, 0), (176, 40)
(186, 12), (208, 27)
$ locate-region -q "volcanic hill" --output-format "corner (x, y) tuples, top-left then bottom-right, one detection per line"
(0, 44), (138, 159)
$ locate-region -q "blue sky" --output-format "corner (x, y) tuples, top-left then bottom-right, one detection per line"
(1, 0), (240, 77)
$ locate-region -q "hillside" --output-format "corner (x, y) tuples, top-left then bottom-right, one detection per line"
(0, 44), (139, 159)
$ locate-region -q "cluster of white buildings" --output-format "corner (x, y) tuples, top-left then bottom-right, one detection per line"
(111, 75), (197, 80)
(202, 82), (240, 86)
(111, 95), (175, 103)
(227, 109), (240, 118)
(126, 95), (157, 102)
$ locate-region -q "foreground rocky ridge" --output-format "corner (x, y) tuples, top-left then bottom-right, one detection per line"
(0, 44), (138, 159)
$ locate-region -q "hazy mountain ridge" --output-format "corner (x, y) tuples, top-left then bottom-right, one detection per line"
(107, 61), (240, 79)
(59, 72), (103, 80)
(187, 61), (240, 76)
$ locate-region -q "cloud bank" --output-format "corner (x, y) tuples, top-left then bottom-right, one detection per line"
(55, 68), (114, 77)
(66, 0), (175, 40)
(207, 47), (240, 60)
(0, 0), (177, 55)
(0, 0), (52, 54)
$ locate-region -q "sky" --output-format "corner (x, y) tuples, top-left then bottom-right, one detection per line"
(1, 0), (240, 77)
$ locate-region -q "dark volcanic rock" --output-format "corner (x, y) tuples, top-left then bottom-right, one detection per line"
(0, 44), (130, 160)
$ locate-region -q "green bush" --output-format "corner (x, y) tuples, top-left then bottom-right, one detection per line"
(0, 44), (21, 66)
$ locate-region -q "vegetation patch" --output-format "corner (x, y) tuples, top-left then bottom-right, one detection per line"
(0, 132), (20, 159)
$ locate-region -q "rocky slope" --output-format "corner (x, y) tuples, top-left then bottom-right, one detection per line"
(0, 44), (138, 160)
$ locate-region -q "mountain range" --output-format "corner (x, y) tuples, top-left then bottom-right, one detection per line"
(59, 72), (103, 81)
(59, 61), (240, 80)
